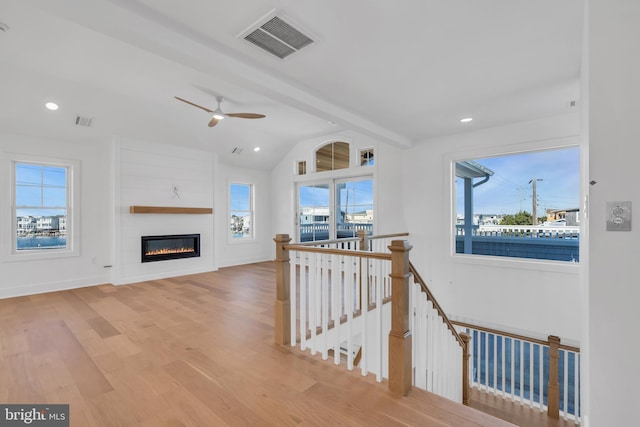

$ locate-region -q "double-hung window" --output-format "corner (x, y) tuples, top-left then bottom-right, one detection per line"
(229, 182), (254, 240)
(3, 153), (79, 260)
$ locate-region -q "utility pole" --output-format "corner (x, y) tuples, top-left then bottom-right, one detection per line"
(529, 178), (543, 225)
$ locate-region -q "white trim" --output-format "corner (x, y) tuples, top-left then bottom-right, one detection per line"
(111, 265), (218, 286)
(0, 274), (109, 299)
(1, 152), (80, 262)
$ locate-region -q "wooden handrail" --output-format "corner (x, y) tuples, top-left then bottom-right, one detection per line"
(285, 244), (392, 260)
(368, 232), (410, 240)
(409, 262), (466, 349)
(293, 237), (360, 246)
(450, 320), (580, 353)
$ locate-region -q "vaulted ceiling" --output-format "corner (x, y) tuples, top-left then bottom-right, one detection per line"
(0, 0), (584, 169)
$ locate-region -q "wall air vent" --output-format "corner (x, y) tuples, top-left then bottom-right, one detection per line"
(238, 10), (315, 60)
(74, 115), (94, 127)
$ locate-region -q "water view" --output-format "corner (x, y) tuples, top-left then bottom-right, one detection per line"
(17, 236), (66, 250)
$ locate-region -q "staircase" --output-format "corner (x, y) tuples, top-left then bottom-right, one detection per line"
(274, 232), (468, 402)
(273, 232), (581, 424)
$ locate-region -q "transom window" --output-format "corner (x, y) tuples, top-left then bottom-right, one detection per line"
(315, 141), (349, 172)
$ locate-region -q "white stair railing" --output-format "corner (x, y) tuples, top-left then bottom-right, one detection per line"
(411, 280), (463, 402)
(275, 233), (469, 402)
(287, 242), (392, 381)
(453, 321), (581, 423)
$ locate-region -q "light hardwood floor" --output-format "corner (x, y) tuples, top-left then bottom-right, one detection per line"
(1, 262), (515, 426)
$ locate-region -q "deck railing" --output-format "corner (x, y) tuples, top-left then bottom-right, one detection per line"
(453, 321), (581, 423)
(456, 224), (580, 239)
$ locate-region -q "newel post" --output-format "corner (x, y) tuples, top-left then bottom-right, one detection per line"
(274, 234), (292, 346)
(388, 240), (413, 395)
(547, 335), (561, 419)
(358, 230), (369, 251)
(461, 332), (470, 405)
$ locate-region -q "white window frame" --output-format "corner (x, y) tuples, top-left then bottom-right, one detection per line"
(445, 137), (582, 274)
(228, 181), (255, 242)
(1, 152), (80, 262)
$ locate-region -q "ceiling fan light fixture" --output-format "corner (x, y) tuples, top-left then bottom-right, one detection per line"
(213, 96), (226, 120)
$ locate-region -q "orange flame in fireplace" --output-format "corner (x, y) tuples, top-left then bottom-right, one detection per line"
(145, 247), (195, 256)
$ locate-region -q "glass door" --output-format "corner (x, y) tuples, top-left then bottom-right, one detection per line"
(298, 183), (331, 242)
(297, 177), (373, 242)
(335, 178), (374, 239)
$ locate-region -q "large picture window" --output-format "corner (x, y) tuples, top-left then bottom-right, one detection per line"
(453, 147), (580, 262)
(229, 183), (254, 240)
(2, 153), (79, 261)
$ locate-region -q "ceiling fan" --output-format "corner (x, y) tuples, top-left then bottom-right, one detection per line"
(175, 96), (266, 128)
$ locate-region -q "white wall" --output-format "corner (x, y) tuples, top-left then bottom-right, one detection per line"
(402, 114), (583, 342)
(588, 1), (640, 425)
(214, 162), (273, 267)
(0, 133), (112, 297)
(112, 138), (215, 284)
(270, 130), (406, 239)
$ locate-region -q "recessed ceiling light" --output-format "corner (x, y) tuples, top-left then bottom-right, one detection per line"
(460, 117), (473, 123)
(253, 147), (261, 152)
(45, 102), (59, 111)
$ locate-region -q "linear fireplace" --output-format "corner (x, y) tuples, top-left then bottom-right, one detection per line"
(141, 234), (200, 263)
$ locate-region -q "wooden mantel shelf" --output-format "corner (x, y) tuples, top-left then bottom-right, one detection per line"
(129, 206), (213, 214)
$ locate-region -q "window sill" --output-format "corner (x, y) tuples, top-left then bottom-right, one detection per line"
(450, 253), (580, 274)
(3, 248), (79, 263)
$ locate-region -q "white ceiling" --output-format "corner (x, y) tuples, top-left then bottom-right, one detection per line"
(0, 0), (584, 169)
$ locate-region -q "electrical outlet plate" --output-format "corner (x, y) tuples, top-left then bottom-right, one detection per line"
(606, 201), (632, 231)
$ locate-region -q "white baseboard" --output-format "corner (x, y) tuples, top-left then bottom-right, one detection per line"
(0, 275), (111, 299)
(112, 265), (219, 286)
(217, 256), (272, 268)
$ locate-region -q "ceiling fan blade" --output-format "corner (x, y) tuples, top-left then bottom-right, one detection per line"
(226, 113), (266, 119)
(208, 117), (219, 127)
(175, 96), (214, 113)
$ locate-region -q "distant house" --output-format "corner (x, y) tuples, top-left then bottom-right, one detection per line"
(17, 216), (36, 235)
(546, 208), (580, 226)
(36, 216), (60, 232)
(347, 210), (373, 223)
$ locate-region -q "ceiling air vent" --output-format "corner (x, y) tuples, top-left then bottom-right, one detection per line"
(231, 147), (243, 155)
(74, 115), (94, 127)
(238, 10), (315, 60)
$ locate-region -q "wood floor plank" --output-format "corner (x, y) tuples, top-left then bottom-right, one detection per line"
(47, 320), (114, 398)
(0, 261), (515, 426)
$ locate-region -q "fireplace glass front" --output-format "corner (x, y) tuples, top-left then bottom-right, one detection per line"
(141, 234), (200, 263)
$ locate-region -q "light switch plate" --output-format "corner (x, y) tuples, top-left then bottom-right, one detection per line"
(606, 201), (632, 231)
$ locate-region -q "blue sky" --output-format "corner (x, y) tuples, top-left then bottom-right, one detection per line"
(456, 147), (580, 216)
(16, 163), (67, 217)
(230, 183), (251, 216)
